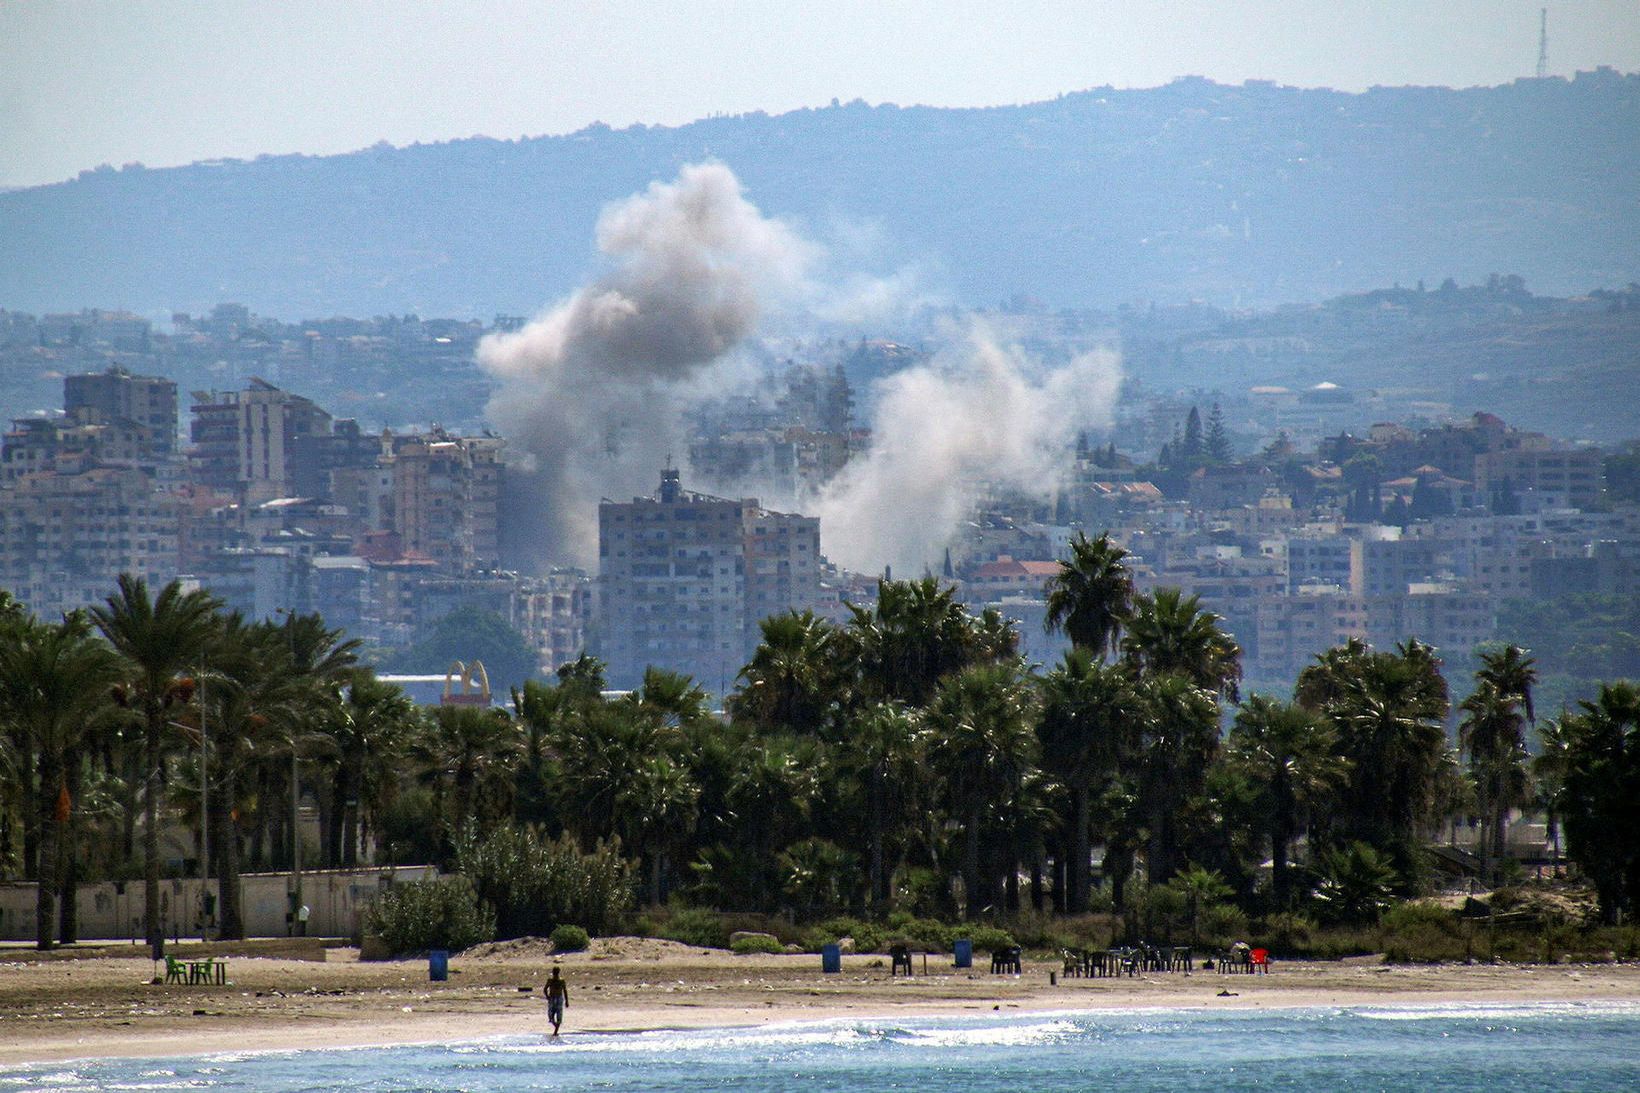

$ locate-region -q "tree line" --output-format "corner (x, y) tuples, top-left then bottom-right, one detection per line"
(3, 538), (1639, 952)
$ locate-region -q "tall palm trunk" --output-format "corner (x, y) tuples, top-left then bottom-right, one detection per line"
(1271, 776), (1294, 908)
(58, 760), (83, 944)
(867, 765), (886, 911)
(319, 776), (339, 868)
(340, 762), (361, 868)
(1069, 786), (1092, 913)
(119, 751), (138, 866)
(143, 707), (162, 948)
(1490, 795), (1509, 883)
(21, 747), (39, 884)
(963, 804), (982, 921)
(212, 787), (243, 939)
(34, 755), (62, 950)
(1106, 830), (1134, 910)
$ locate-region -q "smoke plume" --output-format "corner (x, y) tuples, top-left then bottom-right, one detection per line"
(482, 162), (1122, 579)
(817, 325), (1122, 574)
(478, 163), (815, 564)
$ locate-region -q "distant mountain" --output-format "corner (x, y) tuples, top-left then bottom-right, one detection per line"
(3, 71), (1638, 318)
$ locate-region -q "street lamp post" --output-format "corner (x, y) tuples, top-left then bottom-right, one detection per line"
(199, 655), (209, 942)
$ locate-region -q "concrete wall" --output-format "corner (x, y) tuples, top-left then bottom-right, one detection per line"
(0, 865), (439, 943)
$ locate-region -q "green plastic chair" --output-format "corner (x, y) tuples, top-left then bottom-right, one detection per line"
(164, 955), (187, 984)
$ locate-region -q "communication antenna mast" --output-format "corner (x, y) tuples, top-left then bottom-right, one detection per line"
(1536, 8), (1549, 79)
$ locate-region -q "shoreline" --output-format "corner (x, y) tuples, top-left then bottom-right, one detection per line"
(6, 939), (1640, 1067)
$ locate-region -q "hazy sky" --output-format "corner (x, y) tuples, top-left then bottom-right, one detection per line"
(4, 1), (1638, 188)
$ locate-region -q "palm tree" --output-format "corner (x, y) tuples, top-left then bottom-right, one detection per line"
(91, 575), (220, 948)
(729, 611), (843, 736)
(1532, 713), (1573, 872)
(0, 613), (121, 948)
(1225, 695), (1347, 906)
(1044, 532), (1133, 659)
(626, 667), (714, 733)
(1331, 672), (1448, 884)
(1167, 863), (1234, 946)
(1459, 680), (1530, 881)
(412, 705), (522, 857)
(1477, 644), (1537, 724)
(543, 700), (653, 849)
(194, 613), (301, 938)
(716, 735), (823, 910)
(1297, 639), (1449, 886)
(848, 578), (995, 706)
(1553, 682), (1640, 923)
(615, 753), (699, 904)
(316, 672), (419, 867)
(1036, 650), (1137, 912)
(840, 701), (927, 910)
(275, 611), (361, 877)
(1313, 841), (1399, 924)
(926, 662), (1039, 918)
(1134, 673), (1222, 884)
(1122, 587), (1241, 701)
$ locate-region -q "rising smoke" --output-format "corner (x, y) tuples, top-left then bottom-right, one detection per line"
(817, 325), (1121, 575)
(481, 162), (1122, 576)
(478, 162), (816, 564)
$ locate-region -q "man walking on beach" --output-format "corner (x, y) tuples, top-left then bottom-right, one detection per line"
(545, 965), (569, 1036)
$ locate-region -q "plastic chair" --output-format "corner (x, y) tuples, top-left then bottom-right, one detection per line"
(164, 955), (187, 984)
(1250, 948), (1270, 974)
(890, 944), (914, 977)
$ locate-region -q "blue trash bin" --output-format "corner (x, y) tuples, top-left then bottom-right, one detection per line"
(429, 949), (449, 981)
(821, 943), (841, 974)
(953, 938), (973, 969)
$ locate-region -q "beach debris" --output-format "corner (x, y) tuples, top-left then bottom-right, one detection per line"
(1217, 990), (1238, 997)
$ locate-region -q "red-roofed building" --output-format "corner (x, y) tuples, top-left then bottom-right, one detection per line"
(963, 556), (1061, 601)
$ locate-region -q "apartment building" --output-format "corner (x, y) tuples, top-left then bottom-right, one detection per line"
(597, 468), (821, 690)
(384, 430), (503, 573)
(0, 465), (180, 616)
(1473, 448), (1606, 510)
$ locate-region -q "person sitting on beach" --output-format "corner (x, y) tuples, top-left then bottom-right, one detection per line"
(545, 966), (569, 1036)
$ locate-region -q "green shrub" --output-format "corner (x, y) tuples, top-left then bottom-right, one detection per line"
(809, 916), (886, 953)
(777, 838), (856, 918)
(660, 907), (731, 949)
(893, 917), (954, 952)
(364, 877), (495, 957)
(550, 924), (590, 952)
(454, 823), (635, 940)
(1197, 904), (1250, 949)
(966, 925), (1018, 953)
(1381, 900), (1457, 933)
(1380, 901), (1468, 963)
(892, 867), (951, 918)
(1257, 912), (1318, 955)
(731, 934), (785, 955)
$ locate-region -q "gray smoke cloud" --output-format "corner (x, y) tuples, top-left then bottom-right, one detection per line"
(481, 162), (1122, 579)
(478, 163), (816, 564)
(817, 324), (1122, 575)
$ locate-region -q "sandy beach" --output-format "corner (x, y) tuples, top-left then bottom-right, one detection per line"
(4, 938), (1640, 1067)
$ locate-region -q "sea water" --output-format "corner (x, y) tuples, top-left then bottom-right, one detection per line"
(6, 1002), (1640, 1091)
